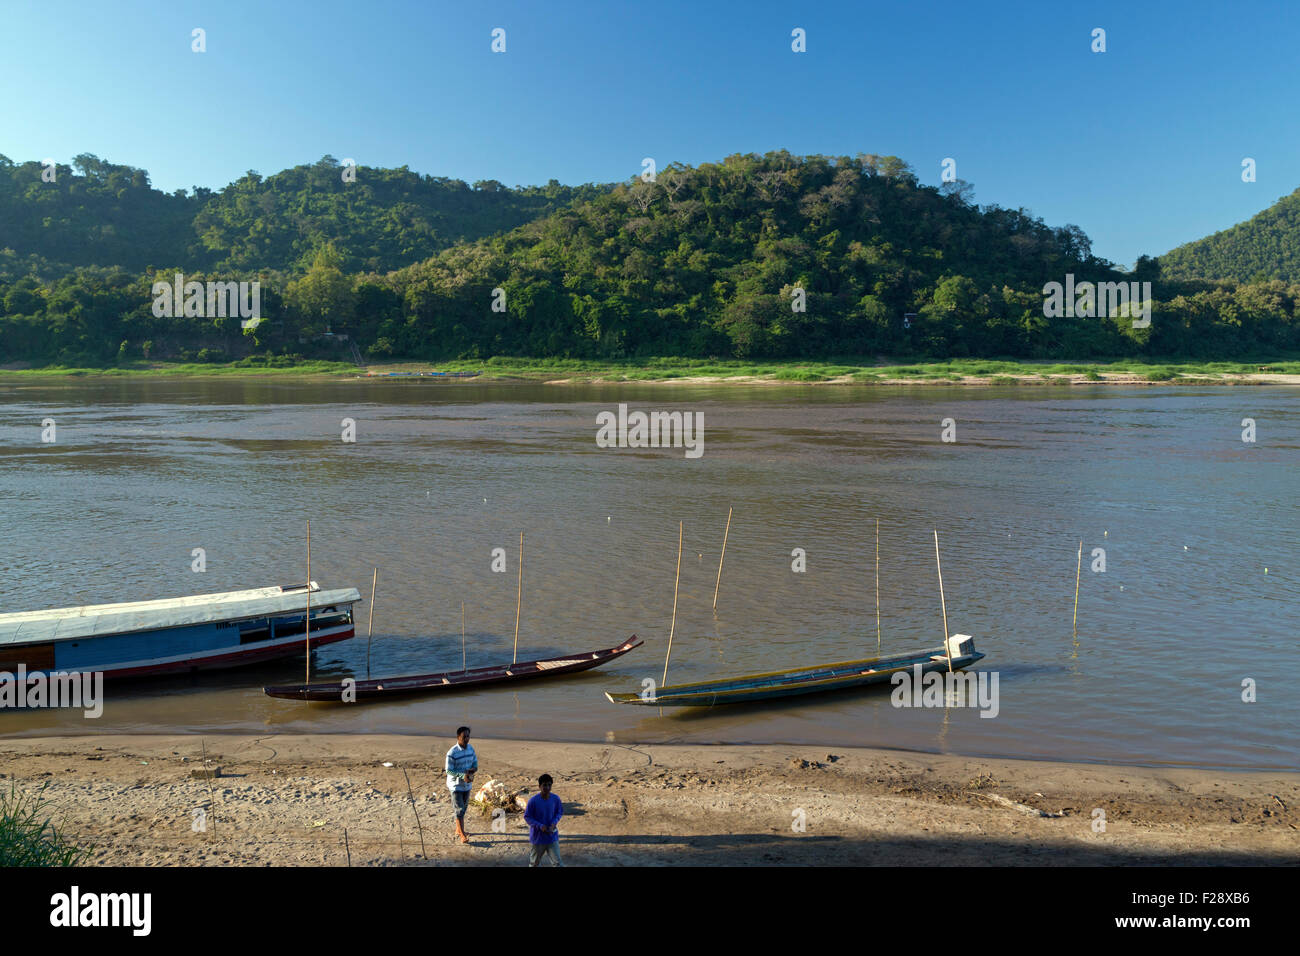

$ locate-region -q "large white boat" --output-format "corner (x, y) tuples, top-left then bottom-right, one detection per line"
(0, 582), (361, 680)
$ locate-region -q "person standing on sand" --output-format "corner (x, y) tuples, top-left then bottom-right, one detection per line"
(444, 726), (477, 844)
(524, 773), (564, 866)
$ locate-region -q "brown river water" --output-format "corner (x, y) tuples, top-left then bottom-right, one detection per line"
(0, 378), (1296, 770)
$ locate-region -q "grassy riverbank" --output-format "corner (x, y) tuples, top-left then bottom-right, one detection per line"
(4, 356), (1300, 385)
(0, 359), (356, 378)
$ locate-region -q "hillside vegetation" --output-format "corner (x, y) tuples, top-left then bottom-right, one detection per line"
(2, 151), (1298, 366)
(1160, 187), (1300, 283)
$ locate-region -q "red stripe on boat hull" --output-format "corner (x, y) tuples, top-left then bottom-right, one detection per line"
(95, 627), (356, 679)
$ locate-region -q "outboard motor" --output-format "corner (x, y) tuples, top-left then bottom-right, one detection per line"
(946, 633), (975, 658)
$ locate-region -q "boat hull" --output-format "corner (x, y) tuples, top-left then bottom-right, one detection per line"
(0, 623), (357, 681)
(606, 647), (985, 707)
(96, 624), (356, 679)
(263, 637), (642, 702)
(0, 585), (361, 681)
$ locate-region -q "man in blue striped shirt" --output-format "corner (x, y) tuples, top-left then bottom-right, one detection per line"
(444, 726), (477, 844)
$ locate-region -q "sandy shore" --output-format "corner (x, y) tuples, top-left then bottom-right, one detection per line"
(541, 372), (1300, 387)
(9, 366), (1300, 388)
(3, 735), (1296, 866)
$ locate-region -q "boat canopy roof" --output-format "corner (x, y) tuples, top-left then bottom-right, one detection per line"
(0, 582), (362, 646)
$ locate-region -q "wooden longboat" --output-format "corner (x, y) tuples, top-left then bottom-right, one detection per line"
(0, 582), (360, 680)
(263, 636), (642, 702)
(605, 634), (983, 707)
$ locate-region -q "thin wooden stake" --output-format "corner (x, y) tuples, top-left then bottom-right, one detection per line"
(712, 507), (732, 611)
(663, 521), (684, 687)
(305, 520), (311, 685)
(875, 518), (881, 655)
(512, 531), (524, 665)
(934, 530), (952, 673)
(461, 601), (466, 672)
(343, 827), (351, 867)
(401, 768), (427, 858)
(201, 738), (217, 838)
(1072, 540), (1083, 636)
(366, 567), (377, 680)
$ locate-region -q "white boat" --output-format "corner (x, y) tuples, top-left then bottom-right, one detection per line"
(0, 582), (361, 680)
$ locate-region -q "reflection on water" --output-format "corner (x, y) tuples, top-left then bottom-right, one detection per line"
(0, 378), (1296, 770)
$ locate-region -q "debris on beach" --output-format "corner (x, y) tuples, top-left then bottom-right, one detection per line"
(973, 791), (1063, 818)
(789, 758), (823, 770)
(472, 779), (529, 813)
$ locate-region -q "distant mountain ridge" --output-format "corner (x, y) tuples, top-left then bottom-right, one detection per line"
(0, 153), (610, 278)
(1160, 187), (1300, 282)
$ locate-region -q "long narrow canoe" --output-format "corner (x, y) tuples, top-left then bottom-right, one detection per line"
(264, 636), (642, 702)
(606, 634), (984, 707)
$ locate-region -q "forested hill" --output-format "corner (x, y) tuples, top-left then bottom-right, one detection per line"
(369, 151), (1120, 358)
(1159, 188), (1300, 282)
(4, 150), (1300, 366)
(0, 154), (199, 277)
(190, 158), (609, 274)
(0, 153), (609, 277)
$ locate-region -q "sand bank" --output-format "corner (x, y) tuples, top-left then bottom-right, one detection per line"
(3, 735), (1295, 866)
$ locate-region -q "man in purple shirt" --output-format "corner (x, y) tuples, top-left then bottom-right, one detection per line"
(523, 773), (564, 867)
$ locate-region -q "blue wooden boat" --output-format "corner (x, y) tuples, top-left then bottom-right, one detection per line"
(605, 634), (983, 707)
(0, 582), (361, 680)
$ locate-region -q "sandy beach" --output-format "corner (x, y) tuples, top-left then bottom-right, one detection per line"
(651, 372), (1300, 387)
(3, 734), (1296, 866)
(526, 372), (1300, 387)
(10, 365), (1300, 389)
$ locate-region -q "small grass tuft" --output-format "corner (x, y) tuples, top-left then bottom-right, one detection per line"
(0, 783), (91, 866)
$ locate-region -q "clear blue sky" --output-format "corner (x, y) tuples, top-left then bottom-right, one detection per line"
(2, 0), (1297, 268)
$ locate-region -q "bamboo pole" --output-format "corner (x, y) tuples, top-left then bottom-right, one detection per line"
(365, 567), (377, 680)
(934, 530), (952, 673)
(662, 521), (684, 687)
(305, 520), (311, 685)
(512, 531), (524, 665)
(1072, 540), (1083, 636)
(461, 601), (467, 672)
(712, 507), (732, 611)
(875, 518), (881, 655)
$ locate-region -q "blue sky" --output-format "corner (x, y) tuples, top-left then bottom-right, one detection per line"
(2, 0), (1296, 268)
